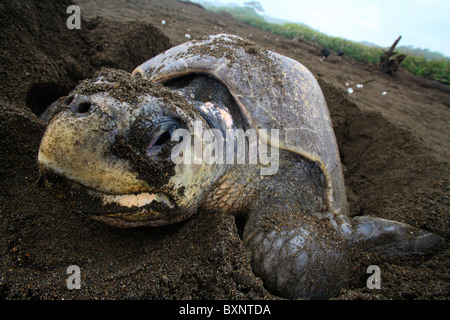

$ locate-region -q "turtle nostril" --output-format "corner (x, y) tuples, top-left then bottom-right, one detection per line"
(76, 102), (92, 114)
(65, 96), (74, 105)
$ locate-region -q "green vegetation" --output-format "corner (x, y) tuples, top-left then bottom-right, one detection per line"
(206, 4), (450, 85)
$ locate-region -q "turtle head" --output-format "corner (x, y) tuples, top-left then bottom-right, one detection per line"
(38, 69), (224, 227)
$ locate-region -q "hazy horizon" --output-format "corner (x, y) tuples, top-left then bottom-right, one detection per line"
(194, 0), (450, 57)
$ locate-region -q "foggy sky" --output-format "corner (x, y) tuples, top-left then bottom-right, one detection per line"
(203, 0), (450, 57)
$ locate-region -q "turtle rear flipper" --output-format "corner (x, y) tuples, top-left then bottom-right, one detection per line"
(348, 216), (444, 257)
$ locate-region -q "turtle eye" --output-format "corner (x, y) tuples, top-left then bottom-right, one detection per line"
(146, 124), (180, 158)
(143, 117), (185, 158)
(154, 131), (172, 146)
(147, 130), (171, 157)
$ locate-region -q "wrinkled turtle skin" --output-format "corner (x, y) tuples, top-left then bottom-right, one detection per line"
(38, 34), (443, 299)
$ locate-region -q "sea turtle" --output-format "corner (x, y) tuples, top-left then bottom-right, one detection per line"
(38, 34), (443, 299)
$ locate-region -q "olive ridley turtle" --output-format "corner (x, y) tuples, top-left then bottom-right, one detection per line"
(38, 34), (443, 299)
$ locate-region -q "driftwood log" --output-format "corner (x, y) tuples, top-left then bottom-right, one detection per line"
(379, 36), (406, 74)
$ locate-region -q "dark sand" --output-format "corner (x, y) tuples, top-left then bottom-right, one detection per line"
(0, 0), (448, 300)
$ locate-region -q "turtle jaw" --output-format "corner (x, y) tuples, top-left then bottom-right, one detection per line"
(90, 206), (194, 228)
(85, 189), (194, 228)
(88, 194), (197, 228)
(38, 167), (194, 228)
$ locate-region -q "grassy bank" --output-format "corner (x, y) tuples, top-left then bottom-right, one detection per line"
(208, 5), (449, 85)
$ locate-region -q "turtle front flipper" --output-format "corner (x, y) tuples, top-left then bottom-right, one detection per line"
(241, 155), (352, 299)
(243, 210), (351, 299)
